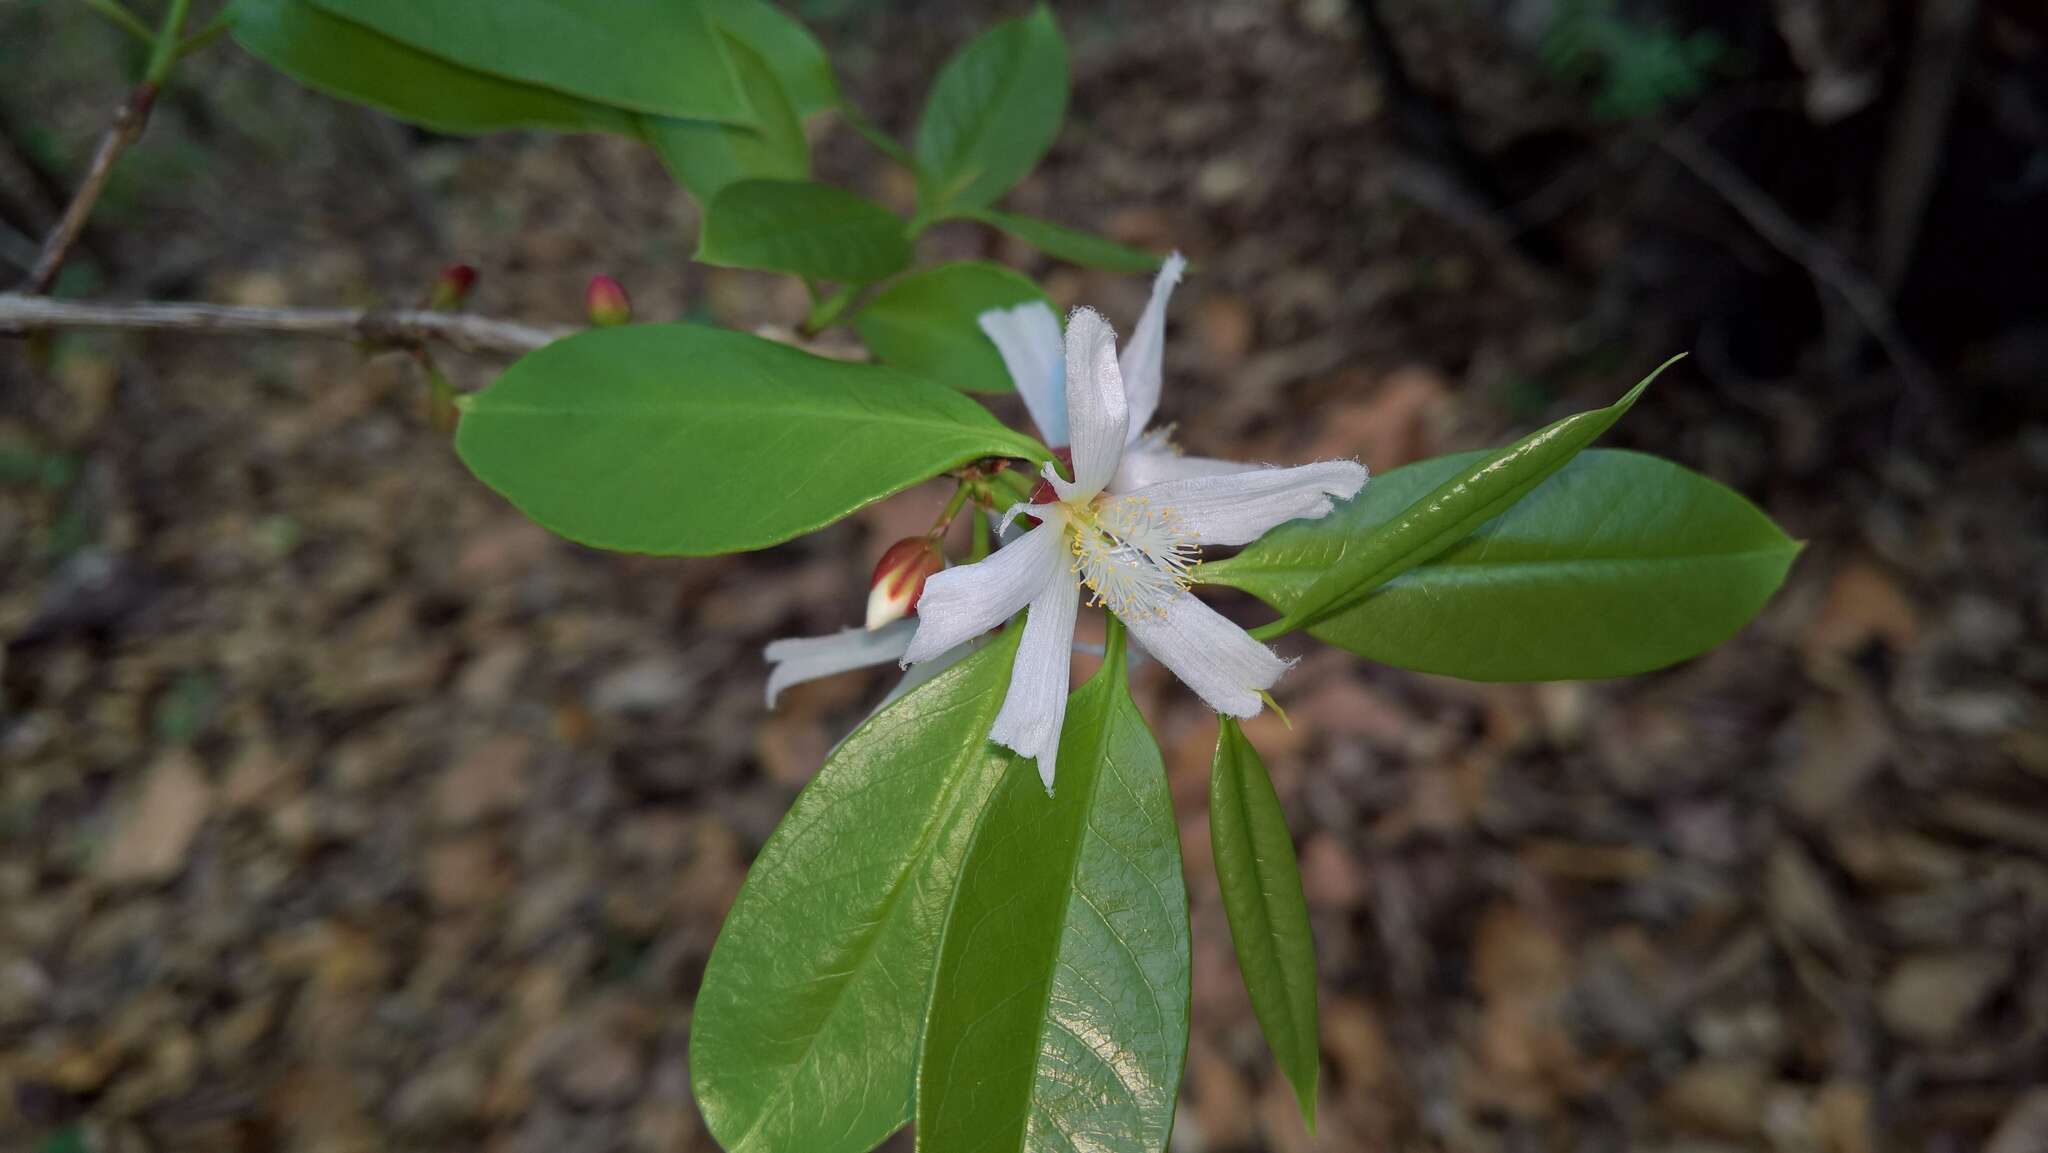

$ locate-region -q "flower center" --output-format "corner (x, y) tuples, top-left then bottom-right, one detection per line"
(1062, 492), (1198, 619)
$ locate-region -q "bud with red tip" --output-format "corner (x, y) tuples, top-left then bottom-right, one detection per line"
(586, 275), (632, 327)
(867, 536), (945, 630)
(428, 264), (477, 311)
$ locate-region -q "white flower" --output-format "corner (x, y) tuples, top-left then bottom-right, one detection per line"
(905, 308), (1366, 790)
(978, 252), (1259, 491)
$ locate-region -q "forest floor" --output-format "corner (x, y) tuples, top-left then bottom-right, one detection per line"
(2, 1), (2045, 1151)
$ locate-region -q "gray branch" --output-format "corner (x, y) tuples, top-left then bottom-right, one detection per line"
(0, 293), (570, 357)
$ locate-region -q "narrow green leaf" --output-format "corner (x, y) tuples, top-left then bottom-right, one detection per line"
(692, 631), (1023, 1153)
(967, 209), (1165, 273)
(454, 325), (1045, 556)
(307, 0), (753, 123)
(643, 35), (808, 204)
(229, 0), (641, 136)
(853, 262), (1052, 394)
(914, 5), (1068, 216)
(697, 179), (912, 283)
(918, 634), (1190, 1153)
(1210, 719), (1319, 1127)
(707, 0), (840, 117)
(1206, 448), (1800, 680)
(1260, 356), (1684, 635)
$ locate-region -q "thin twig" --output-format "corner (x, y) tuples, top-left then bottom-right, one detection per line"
(1659, 126), (1937, 396)
(77, 0), (156, 45)
(20, 83), (157, 294)
(0, 294), (571, 358)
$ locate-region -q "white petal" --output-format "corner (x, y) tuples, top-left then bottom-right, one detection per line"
(1054, 308), (1129, 503)
(978, 302), (1068, 447)
(988, 571), (1082, 791)
(1118, 252), (1186, 439)
(1134, 459), (1367, 547)
(1110, 438), (1261, 492)
(763, 620), (916, 707)
(1120, 592), (1291, 717)
(901, 522), (1066, 664)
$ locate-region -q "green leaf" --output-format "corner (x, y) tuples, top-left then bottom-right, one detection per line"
(966, 208), (1165, 272)
(707, 0), (840, 117)
(918, 633), (1190, 1153)
(853, 262), (1051, 394)
(453, 324), (1045, 556)
(914, 5), (1068, 216)
(1207, 448), (1799, 680)
(691, 631), (1023, 1153)
(696, 179), (912, 283)
(307, 0), (753, 123)
(229, 0), (642, 136)
(1210, 719), (1319, 1127)
(1256, 356), (1685, 635)
(643, 35), (808, 204)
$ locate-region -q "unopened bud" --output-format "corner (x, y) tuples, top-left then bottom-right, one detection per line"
(428, 264), (477, 311)
(867, 536), (945, 630)
(586, 275), (631, 327)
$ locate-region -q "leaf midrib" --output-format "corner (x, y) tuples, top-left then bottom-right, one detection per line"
(1208, 539), (1797, 588)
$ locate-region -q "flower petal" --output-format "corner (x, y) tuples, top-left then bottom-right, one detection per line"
(902, 522), (1066, 664)
(1111, 436), (1261, 492)
(1054, 307), (1129, 502)
(988, 570), (1082, 791)
(978, 301), (1068, 447)
(1120, 592), (1291, 717)
(1118, 251), (1186, 439)
(763, 620), (916, 707)
(1134, 459), (1367, 547)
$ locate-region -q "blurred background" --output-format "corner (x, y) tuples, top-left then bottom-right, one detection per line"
(2, 1), (2045, 1150)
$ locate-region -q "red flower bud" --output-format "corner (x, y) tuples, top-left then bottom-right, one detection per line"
(428, 264), (477, 311)
(586, 275), (632, 327)
(867, 536), (945, 630)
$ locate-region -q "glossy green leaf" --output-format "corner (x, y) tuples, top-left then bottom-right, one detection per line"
(454, 324), (1044, 556)
(1258, 356), (1684, 635)
(307, 0), (752, 123)
(692, 631), (1022, 1153)
(1210, 719), (1319, 1126)
(697, 180), (912, 283)
(1206, 448), (1800, 680)
(918, 634), (1190, 1153)
(644, 35), (807, 204)
(914, 6), (1068, 216)
(853, 262), (1051, 394)
(967, 209), (1165, 273)
(229, 0), (642, 136)
(708, 0), (840, 117)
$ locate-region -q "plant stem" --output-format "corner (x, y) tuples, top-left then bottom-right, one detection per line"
(78, 0), (154, 45)
(174, 15), (232, 62)
(0, 293), (571, 358)
(836, 99), (914, 170)
(931, 483), (973, 536)
(967, 512), (991, 562)
(21, 0), (192, 294)
(20, 83), (157, 293)
(1102, 614), (1128, 675)
(142, 0), (193, 85)
(802, 283), (859, 334)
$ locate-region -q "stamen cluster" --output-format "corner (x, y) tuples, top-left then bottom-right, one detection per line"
(1066, 493), (1197, 619)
